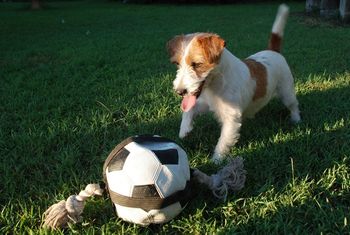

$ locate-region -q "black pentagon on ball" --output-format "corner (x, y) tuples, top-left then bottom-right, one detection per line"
(132, 184), (161, 198)
(152, 149), (179, 165)
(108, 148), (130, 172)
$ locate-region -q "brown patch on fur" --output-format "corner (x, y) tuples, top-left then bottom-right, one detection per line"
(196, 33), (226, 64)
(268, 33), (282, 53)
(185, 33), (225, 77)
(243, 59), (267, 101)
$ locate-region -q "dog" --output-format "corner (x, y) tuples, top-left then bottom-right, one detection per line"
(166, 4), (301, 163)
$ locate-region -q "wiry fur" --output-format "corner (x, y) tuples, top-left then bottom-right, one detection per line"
(167, 4), (301, 163)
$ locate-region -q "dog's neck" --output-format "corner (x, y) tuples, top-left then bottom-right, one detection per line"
(218, 48), (245, 72)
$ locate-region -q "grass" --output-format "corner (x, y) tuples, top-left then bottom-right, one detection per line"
(1, 0), (349, 234)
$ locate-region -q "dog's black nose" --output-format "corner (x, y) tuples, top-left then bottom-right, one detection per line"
(176, 89), (187, 96)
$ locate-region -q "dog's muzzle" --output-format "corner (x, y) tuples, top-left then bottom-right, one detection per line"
(176, 89), (187, 96)
(175, 81), (205, 98)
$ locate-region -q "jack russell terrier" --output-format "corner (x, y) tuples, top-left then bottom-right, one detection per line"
(167, 4), (301, 163)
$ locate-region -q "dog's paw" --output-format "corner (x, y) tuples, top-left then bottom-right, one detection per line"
(211, 152), (224, 164)
(290, 113), (301, 124)
(179, 127), (192, 139)
(179, 123), (193, 139)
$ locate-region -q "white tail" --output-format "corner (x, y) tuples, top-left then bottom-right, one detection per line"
(272, 4), (289, 37)
(268, 4), (290, 53)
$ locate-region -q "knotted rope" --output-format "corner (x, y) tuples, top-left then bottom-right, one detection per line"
(193, 157), (246, 201)
(43, 184), (103, 229)
(42, 158), (246, 229)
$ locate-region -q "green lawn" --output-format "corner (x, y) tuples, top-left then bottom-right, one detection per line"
(1, 1), (350, 234)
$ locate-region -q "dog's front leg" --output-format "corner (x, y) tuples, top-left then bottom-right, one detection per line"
(179, 110), (194, 139)
(179, 101), (209, 138)
(212, 110), (242, 163)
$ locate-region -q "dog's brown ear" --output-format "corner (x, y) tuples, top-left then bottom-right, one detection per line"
(196, 34), (226, 64)
(166, 35), (184, 63)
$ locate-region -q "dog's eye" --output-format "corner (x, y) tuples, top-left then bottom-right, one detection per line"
(191, 62), (202, 69)
(172, 61), (179, 66)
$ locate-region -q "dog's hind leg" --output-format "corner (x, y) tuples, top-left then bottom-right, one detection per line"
(277, 70), (301, 124)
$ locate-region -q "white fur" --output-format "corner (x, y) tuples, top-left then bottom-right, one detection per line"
(173, 5), (300, 163)
(272, 4), (289, 37)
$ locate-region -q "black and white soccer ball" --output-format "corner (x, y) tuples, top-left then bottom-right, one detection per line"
(103, 135), (192, 226)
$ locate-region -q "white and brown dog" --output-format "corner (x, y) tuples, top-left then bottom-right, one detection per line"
(167, 4), (301, 163)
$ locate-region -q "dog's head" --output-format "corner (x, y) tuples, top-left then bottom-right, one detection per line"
(167, 33), (226, 112)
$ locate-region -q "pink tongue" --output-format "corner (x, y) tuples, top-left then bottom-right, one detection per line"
(181, 95), (197, 112)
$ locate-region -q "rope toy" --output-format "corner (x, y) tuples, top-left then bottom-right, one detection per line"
(42, 135), (246, 229)
(43, 184), (103, 229)
(43, 159), (245, 229)
(193, 157), (246, 201)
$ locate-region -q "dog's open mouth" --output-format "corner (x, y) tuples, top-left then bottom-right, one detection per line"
(180, 81), (205, 112)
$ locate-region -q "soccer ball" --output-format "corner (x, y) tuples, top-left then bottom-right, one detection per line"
(43, 135), (246, 229)
(103, 135), (191, 226)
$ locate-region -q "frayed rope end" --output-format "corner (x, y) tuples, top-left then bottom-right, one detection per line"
(193, 157), (246, 201)
(43, 183), (103, 229)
